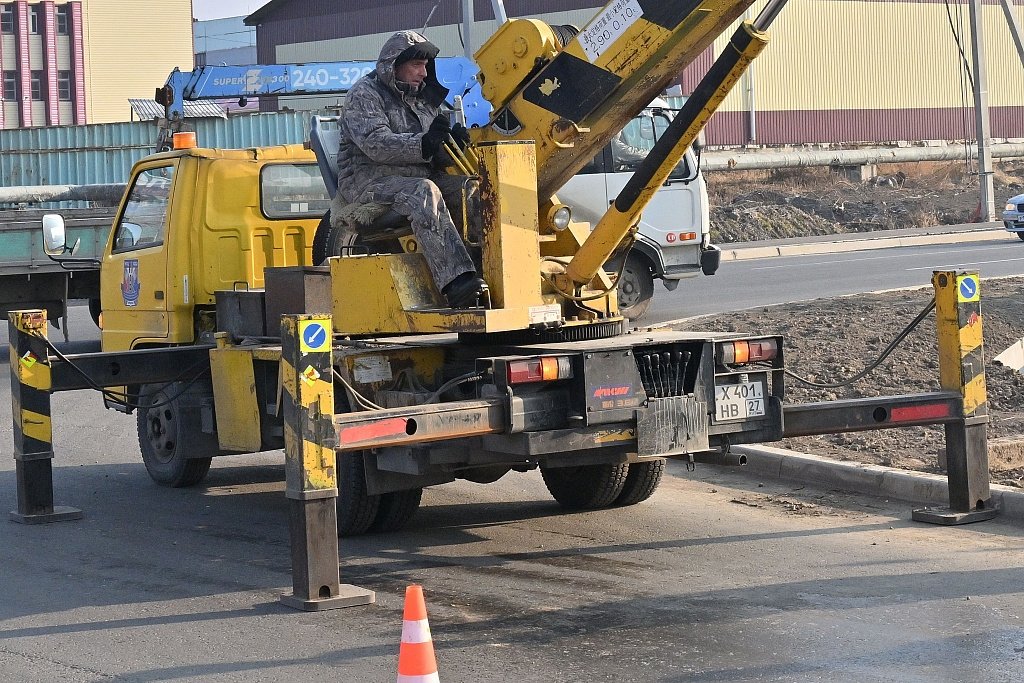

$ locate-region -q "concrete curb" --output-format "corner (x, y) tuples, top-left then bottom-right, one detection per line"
(732, 444), (1024, 521)
(720, 228), (1009, 261)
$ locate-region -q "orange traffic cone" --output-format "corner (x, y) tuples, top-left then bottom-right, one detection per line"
(397, 584), (439, 683)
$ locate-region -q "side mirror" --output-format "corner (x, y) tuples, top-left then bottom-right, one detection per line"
(42, 213), (67, 255)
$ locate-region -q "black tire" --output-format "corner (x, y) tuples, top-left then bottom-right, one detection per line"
(336, 451), (381, 536)
(614, 460), (665, 506)
(136, 382), (215, 487)
(312, 211), (332, 265)
(1017, 231), (1024, 242)
(617, 252), (655, 321)
(541, 463), (630, 510)
(87, 297), (101, 327)
(370, 488), (423, 532)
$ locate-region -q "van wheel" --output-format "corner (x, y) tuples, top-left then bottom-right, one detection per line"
(617, 252), (654, 320)
(312, 211), (331, 265)
(541, 463), (629, 510)
(336, 451), (380, 536)
(136, 382), (214, 487)
(370, 488), (423, 532)
(1017, 231), (1024, 242)
(614, 460), (665, 506)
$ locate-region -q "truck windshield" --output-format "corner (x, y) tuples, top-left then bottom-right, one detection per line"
(112, 164), (175, 252)
(261, 164), (332, 219)
(611, 111), (691, 179)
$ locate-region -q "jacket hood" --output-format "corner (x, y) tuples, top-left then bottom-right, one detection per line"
(376, 31), (449, 107)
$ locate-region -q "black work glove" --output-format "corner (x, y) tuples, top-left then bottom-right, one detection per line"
(421, 114), (451, 161)
(451, 122), (471, 150)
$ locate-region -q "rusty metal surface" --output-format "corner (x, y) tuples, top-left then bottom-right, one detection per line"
(334, 398), (506, 451)
(782, 392), (965, 438)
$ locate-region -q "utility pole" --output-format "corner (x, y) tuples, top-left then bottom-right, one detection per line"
(462, 0), (475, 59)
(491, 0), (508, 23)
(968, 0), (996, 221)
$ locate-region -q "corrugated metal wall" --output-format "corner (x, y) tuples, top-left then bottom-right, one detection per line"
(0, 112), (311, 187)
(80, 0), (194, 124)
(677, 0), (1024, 144)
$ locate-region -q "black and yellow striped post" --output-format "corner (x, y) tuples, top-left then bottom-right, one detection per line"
(7, 310), (82, 524)
(913, 271), (998, 524)
(279, 313), (374, 610)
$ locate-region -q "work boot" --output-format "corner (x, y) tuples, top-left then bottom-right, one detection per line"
(443, 272), (489, 309)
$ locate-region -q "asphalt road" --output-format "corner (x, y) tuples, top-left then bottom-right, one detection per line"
(2, 244), (1024, 681)
(645, 234), (1024, 324)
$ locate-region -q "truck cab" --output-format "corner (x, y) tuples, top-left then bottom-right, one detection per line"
(96, 143), (329, 352)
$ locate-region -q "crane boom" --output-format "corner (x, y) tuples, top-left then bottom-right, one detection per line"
(155, 58), (491, 127)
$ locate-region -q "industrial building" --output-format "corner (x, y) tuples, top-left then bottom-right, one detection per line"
(243, 0), (1024, 146)
(0, 0), (192, 128)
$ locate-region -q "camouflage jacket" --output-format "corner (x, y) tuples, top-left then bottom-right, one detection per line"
(337, 31), (449, 203)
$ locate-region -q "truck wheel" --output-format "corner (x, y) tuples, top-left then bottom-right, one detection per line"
(136, 383), (214, 488)
(617, 253), (654, 321)
(541, 463), (630, 510)
(614, 460), (665, 506)
(312, 211), (331, 265)
(336, 451), (381, 536)
(370, 488), (423, 532)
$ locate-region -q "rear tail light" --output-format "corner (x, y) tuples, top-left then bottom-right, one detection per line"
(507, 356), (573, 384)
(717, 339), (778, 365)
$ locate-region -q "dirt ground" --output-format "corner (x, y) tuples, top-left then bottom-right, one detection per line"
(672, 158), (1024, 487)
(707, 158), (1024, 242)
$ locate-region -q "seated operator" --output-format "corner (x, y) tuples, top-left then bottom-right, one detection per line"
(336, 30), (487, 309)
(610, 130), (649, 172)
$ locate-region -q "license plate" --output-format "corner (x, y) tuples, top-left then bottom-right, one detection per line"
(715, 381), (765, 421)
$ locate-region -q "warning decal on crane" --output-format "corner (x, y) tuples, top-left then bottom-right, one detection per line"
(579, 0), (644, 62)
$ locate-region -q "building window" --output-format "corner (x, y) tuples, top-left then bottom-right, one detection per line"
(2, 70), (16, 101)
(57, 70), (71, 100)
(55, 5), (69, 35)
(30, 71), (43, 100)
(30, 5), (42, 34)
(0, 4), (13, 33)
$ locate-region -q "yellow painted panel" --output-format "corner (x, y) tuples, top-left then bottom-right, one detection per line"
(963, 373), (987, 415)
(959, 315), (984, 358)
(20, 409), (52, 444)
(17, 360), (51, 391)
(209, 348), (262, 452)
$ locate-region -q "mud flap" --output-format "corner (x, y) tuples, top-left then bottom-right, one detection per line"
(636, 395), (709, 456)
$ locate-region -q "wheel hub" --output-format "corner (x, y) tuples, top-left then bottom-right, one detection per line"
(146, 404), (176, 464)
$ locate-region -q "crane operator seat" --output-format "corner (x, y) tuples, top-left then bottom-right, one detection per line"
(309, 115), (479, 263)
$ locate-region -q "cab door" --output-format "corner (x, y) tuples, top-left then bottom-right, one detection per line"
(100, 161), (179, 351)
(602, 112), (700, 244)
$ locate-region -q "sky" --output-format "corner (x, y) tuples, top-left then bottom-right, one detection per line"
(192, 0), (267, 21)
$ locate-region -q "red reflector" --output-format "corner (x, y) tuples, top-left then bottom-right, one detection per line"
(747, 339), (779, 362)
(890, 404), (952, 422)
(339, 417), (408, 444)
(508, 359), (544, 384)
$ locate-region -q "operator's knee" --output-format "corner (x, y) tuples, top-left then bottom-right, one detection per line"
(405, 178), (445, 211)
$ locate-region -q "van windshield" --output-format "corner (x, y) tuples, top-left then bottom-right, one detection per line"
(611, 110), (691, 179)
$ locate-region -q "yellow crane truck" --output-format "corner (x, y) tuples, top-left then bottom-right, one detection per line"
(38, 0), (789, 535)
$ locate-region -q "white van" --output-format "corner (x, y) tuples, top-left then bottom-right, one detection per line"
(557, 100), (719, 319)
